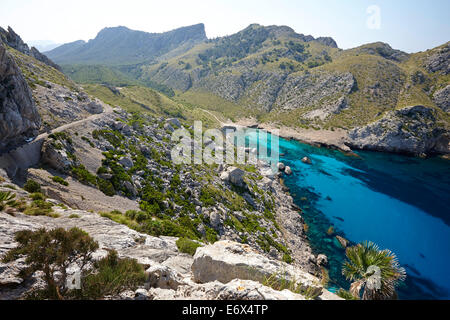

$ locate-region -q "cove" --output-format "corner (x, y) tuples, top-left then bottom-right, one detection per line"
(245, 130), (450, 300)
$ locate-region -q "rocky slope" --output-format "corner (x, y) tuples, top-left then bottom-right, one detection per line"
(0, 26), (61, 71)
(347, 105), (449, 156)
(46, 24), (207, 65)
(47, 23), (449, 156)
(0, 42), (41, 151)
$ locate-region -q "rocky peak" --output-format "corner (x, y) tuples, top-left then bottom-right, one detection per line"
(0, 26), (61, 71)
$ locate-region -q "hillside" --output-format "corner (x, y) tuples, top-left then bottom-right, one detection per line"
(45, 24), (450, 156)
(46, 24), (207, 65)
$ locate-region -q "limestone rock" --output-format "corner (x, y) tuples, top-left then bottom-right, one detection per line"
(285, 166), (293, 175)
(347, 105), (450, 155)
(191, 240), (340, 300)
(433, 85), (450, 112)
(0, 42), (41, 150)
(146, 265), (184, 290)
(166, 118), (181, 128)
(41, 140), (74, 172)
(85, 100), (103, 114)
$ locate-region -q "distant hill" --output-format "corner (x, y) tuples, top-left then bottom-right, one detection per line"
(45, 23), (449, 155)
(46, 24), (207, 65)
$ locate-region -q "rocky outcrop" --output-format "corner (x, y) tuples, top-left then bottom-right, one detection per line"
(191, 241), (340, 300)
(347, 105), (450, 155)
(425, 42), (450, 75)
(433, 85), (450, 112)
(0, 42), (41, 150)
(0, 26), (61, 71)
(41, 139), (75, 173)
(275, 72), (355, 111)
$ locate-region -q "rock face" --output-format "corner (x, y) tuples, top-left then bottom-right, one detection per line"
(433, 85), (450, 112)
(0, 42), (41, 150)
(0, 26), (61, 71)
(347, 105), (450, 155)
(41, 139), (75, 172)
(192, 241), (340, 300)
(425, 42), (450, 75)
(220, 167), (246, 187)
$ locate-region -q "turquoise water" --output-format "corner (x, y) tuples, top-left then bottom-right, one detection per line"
(245, 130), (450, 300)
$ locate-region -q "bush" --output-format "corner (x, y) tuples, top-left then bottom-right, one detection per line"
(176, 237), (202, 256)
(75, 250), (146, 300)
(2, 228), (99, 299)
(24, 179), (41, 193)
(0, 191), (16, 211)
(52, 176), (69, 186)
(71, 165), (97, 186)
(97, 178), (115, 196)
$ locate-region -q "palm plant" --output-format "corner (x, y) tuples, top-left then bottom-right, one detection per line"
(0, 191), (16, 211)
(342, 241), (406, 300)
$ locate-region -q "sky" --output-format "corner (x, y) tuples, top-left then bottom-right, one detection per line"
(0, 0), (449, 53)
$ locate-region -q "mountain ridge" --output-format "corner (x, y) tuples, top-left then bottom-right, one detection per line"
(47, 24), (207, 65)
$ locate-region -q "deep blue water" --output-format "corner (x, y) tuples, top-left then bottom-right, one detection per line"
(245, 130), (450, 300)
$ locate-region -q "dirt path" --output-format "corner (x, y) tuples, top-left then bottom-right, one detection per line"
(36, 103), (113, 141)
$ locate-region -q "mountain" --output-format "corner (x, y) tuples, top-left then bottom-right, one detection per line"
(0, 26), (61, 71)
(46, 23), (450, 156)
(28, 40), (61, 52)
(47, 24), (207, 65)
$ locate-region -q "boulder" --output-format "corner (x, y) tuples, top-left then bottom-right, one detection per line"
(146, 265), (184, 290)
(192, 241), (340, 300)
(226, 167), (246, 187)
(301, 157), (312, 165)
(41, 140), (73, 172)
(209, 211), (221, 230)
(336, 235), (349, 249)
(277, 162), (286, 171)
(119, 157), (134, 169)
(85, 100), (103, 114)
(316, 254), (328, 266)
(285, 166), (293, 175)
(166, 118), (181, 128)
(164, 123), (175, 133)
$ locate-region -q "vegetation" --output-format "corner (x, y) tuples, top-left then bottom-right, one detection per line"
(23, 179), (41, 193)
(52, 176), (69, 186)
(176, 237), (202, 256)
(0, 191), (16, 211)
(342, 241), (406, 300)
(73, 250), (146, 300)
(2, 228), (99, 299)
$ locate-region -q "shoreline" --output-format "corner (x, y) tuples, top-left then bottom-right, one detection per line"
(225, 118), (449, 160)
(227, 118), (357, 156)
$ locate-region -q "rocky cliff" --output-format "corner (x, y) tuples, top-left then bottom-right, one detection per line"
(0, 42), (41, 151)
(0, 26), (61, 71)
(346, 105), (450, 156)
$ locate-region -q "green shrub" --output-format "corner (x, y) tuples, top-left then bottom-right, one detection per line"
(24, 199), (59, 218)
(0, 191), (16, 211)
(176, 237), (202, 256)
(30, 192), (45, 201)
(24, 179), (41, 193)
(2, 228), (99, 300)
(75, 250), (146, 300)
(336, 288), (360, 300)
(52, 176), (69, 186)
(97, 178), (115, 196)
(71, 165), (97, 186)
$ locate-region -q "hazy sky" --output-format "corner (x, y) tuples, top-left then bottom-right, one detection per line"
(1, 0), (449, 52)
